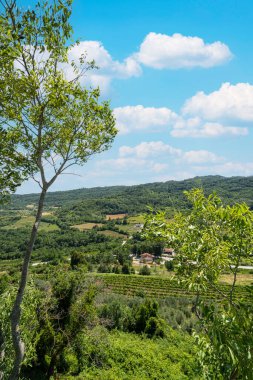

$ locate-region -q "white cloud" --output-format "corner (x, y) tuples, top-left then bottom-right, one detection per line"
(16, 34), (233, 96)
(96, 157), (168, 174)
(114, 105), (178, 134)
(113, 103), (248, 138)
(63, 33), (232, 93)
(118, 141), (222, 165)
(171, 121), (248, 137)
(183, 82), (253, 121)
(64, 41), (142, 93)
(119, 141), (182, 158)
(181, 150), (223, 164)
(69, 41), (141, 78)
(135, 32), (232, 69)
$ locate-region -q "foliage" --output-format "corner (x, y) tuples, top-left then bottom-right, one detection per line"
(165, 260), (174, 271)
(0, 268), (201, 378)
(0, 128), (30, 203)
(143, 188), (253, 379)
(0, 283), (41, 378)
(73, 328), (200, 380)
(121, 264), (131, 274)
(139, 265), (151, 276)
(4, 175), (253, 217)
(0, 0), (117, 191)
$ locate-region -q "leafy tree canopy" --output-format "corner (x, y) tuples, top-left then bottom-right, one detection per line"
(0, 0), (117, 377)
(143, 189), (253, 379)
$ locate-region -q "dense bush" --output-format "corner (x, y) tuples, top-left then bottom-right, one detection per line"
(139, 265), (151, 275)
(165, 260), (174, 271)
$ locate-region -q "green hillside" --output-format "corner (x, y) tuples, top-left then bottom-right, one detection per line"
(4, 176), (253, 224)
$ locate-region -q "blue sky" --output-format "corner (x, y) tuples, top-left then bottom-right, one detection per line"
(19, 0), (253, 193)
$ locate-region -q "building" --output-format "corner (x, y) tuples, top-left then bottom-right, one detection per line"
(140, 253), (154, 263)
(163, 248), (176, 257)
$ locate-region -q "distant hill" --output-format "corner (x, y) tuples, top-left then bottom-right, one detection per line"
(5, 176), (253, 224)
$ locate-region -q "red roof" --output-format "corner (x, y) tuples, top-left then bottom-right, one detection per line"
(141, 253), (154, 258)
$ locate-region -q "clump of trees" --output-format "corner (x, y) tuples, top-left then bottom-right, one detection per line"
(144, 188), (253, 379)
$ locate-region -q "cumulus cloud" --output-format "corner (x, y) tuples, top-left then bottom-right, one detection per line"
(96, 157), (168, 174)
(114, 105), (178, 134)
(134, 32), (232, 69)
(119, 141), (182, 158)
(181, 150), (223, 164)
(17, 33), (233, 95)
(183, 82), (253, 121)
(62, 33), (232, 92)
(69, 41), (141, 78)
(113, 103), (248, 138)
(118, 141), (222, 165)
(64, 41), (142, 93)
(171, 121), (248, 138)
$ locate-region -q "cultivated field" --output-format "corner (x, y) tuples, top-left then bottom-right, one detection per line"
(71, 222), (104, 231)
(106, 213), (127, 220)
(98, 230), (127, 239)
(1, 215), (59, 231)
(98, 274), (252, 302)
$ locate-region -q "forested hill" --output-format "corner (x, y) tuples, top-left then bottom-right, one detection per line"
(6, 175), (253, 217)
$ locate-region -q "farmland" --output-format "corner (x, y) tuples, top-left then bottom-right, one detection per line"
(1, 215), (59, 232)
(71, 222), (104, 231)
(97, 273), (253, 302)
(106, 213), (127, 220)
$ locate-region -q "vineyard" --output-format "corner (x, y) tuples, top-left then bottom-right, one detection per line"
(97, 273), (252, 302)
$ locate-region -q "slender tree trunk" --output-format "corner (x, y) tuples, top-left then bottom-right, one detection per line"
(9, 188), (47, 380)
(0, 327), (4, 380)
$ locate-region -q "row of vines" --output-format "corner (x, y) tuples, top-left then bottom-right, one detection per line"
(96, 274), (251, 301)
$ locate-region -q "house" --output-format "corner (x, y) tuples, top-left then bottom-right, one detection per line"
(140, 253), (154, 263)
(163, 248), (176, 257)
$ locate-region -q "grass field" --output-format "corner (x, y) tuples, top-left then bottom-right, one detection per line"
(71, 222), (104, 231)
(127, 215), (145, 224)
(98, 230), (127, 239)
(1, 215), (60, 232)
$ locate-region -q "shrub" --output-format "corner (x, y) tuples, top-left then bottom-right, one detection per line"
(71, 251), (88, 269)
(139, 265), (151, 276)
(145, 317), (166, 338)
(121, 264), (130, 274)
(165, 260), (174, 271)
(97, 264), (111, 273)
(112, 265), (121, 274)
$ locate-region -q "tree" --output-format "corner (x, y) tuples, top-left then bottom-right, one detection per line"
(143, 189), (253, 379)
(139, 265), (151, 276)
(0, 128), (30, 203)
(121, 264), (130, 274)
(0, 1), (117, 378)
(165, 260), (174, 271)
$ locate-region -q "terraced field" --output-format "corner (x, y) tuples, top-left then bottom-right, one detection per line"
(97, 274), (252, 302)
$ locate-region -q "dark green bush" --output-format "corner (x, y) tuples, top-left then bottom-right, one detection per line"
(139, 265), (151, 275)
